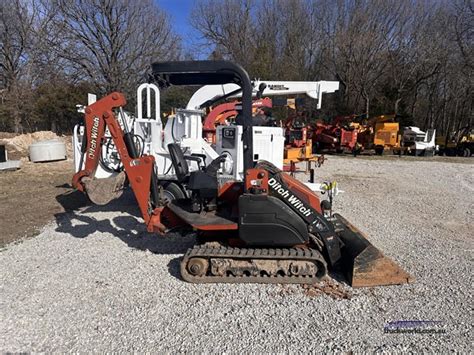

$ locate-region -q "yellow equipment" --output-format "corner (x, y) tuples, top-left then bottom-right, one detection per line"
(283, 139), (313, 164)
(357, 115), (402, 155)
(374, 122), (401, 148)
(436, 126), (473, 157)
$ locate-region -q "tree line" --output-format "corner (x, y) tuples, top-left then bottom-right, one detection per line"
(1, 0), (179, 133)
(1, 0), (472, 135)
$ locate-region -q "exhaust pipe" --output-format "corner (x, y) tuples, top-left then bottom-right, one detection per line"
(332, 214), (414, 287)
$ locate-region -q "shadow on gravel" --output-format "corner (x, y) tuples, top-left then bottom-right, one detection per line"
(167, 257), (183, 280)
(54, 188), (350, 285)
(55, 187), (142, 216)
(54, 188), (195, 262)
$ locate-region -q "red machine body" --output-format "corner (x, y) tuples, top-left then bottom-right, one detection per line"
(312, 116), (358, 153)
(203, 97), (272, 143)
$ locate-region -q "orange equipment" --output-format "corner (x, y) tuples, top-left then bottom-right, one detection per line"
(72, 60), (413, 288)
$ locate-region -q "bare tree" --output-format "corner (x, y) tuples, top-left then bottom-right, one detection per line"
(50, 0), (180, 94)
(191, 0), (257, 70)
(0, 0), (38, 132)
(192, 0), (316, 79)
(0, 0), (33, 90)
(452, 0), (474, 71)
(384, 1), (445, 116)
(1, 0), (471, 135)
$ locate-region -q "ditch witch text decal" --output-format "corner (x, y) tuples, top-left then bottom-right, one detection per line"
(88, 116), (100, 159)
(268, 178), (313, 217)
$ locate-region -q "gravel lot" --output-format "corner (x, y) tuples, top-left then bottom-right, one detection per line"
(1, 156), (472, 352)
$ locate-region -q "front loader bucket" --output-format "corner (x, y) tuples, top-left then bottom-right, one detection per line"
(332, 214), (414, 287)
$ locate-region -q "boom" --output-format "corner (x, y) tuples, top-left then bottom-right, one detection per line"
(187, 80), (340, 110)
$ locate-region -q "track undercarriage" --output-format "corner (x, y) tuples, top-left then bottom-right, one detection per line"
(181, 243), (327, 284)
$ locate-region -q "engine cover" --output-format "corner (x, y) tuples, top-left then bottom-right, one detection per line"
(238, 194), (309, 246)
(254, 160), (343, 266)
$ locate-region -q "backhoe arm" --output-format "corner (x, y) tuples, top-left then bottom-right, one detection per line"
(72, 92), (165, 233)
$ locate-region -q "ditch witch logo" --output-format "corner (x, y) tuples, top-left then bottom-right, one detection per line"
(88, 116), (100, 159)
(268, 178), (313, 217)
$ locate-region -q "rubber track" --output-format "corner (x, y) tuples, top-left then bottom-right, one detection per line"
(180, 245), (328, 284)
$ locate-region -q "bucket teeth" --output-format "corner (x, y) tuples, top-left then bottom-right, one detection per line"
(332, 213), (414, 287)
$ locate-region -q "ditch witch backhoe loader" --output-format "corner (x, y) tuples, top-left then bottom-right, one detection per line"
(72, 61), (413, 287)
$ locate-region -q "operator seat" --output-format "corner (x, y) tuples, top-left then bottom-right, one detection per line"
(167, 143), (225, 199)
(167, 143), (191, 182)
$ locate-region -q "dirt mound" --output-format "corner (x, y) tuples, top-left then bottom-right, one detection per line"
(0, 131), (72, 160)
(6, 131), (60, 151)
(277, 278), (352, 300)
(302, 279), (352, 299)
(0, 132), (17, 139)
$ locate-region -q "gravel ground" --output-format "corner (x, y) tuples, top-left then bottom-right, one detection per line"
(1, 156), (472, 352)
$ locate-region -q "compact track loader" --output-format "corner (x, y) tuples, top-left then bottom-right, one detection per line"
(72, 60), (413, 287)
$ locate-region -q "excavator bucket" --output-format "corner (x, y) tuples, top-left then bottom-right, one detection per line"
(82, 172), (126, 205)
(332, 214), (414, 287)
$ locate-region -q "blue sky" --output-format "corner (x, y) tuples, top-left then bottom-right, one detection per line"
(156, 0), (201, 50)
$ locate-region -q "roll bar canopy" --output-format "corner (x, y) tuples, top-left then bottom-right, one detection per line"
(151, 60), (254, 173)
